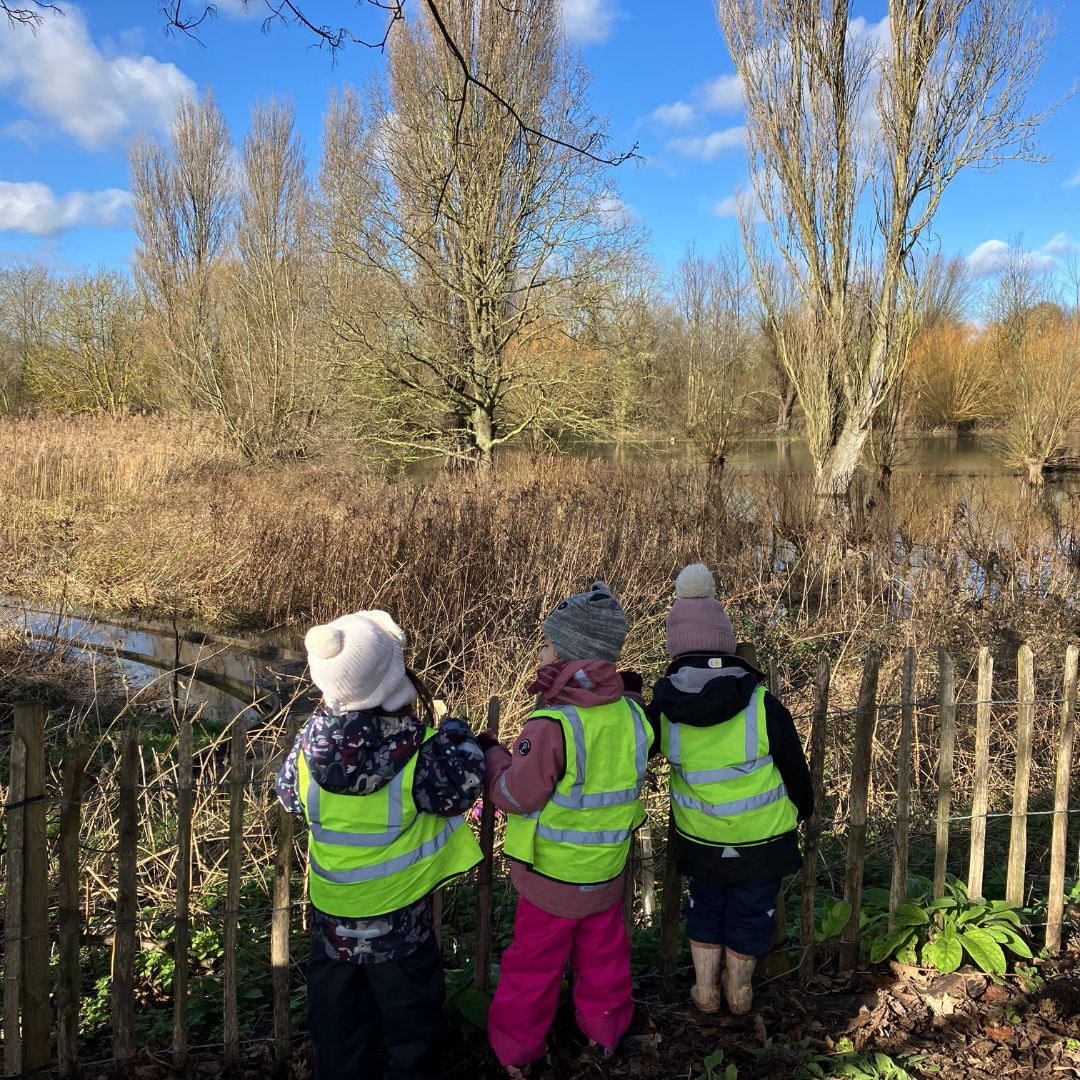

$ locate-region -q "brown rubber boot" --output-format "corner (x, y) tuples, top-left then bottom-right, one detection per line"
(723, 948), (756, 1014)
(689, 940), (723, 1013)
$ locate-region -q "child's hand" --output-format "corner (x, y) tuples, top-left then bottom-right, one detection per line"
(475, 729), (502, 753)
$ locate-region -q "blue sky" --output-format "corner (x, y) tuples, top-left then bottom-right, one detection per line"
(0, 0), (1077, 277)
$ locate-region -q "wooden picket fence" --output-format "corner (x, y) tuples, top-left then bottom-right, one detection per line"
(1, 642), (1079, 1075)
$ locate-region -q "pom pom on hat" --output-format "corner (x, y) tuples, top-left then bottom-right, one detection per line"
(305, 625), (344, 660)
(675, 563), (716, 599)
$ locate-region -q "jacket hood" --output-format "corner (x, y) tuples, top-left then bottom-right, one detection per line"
(528, 658), (626, 709)
(302, 707), (427, 795)
(651, 653), (763, 728)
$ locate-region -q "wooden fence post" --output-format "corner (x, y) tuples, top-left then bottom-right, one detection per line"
(15, 702), (51, 1076)
(968, 648), (993, 900)
(933, 649), (957, 901)
(223, 713), (246, 1063)
(58, 734), (90, 1075)
(474, 696), (500, 993)
(766, 662), (790, 979)
(113, 723), (139, 1063)
(657, 806), (681, 1002)
(272, 714), (299, 1062)
(1006, 644), (1035, 907)
(173, 717), (194, 1066)
(840, 651), (880, 973)
(889, 648), (915, 929)
(799, 655), (830, 982)
(1046, 645), (1079, 953)
(3, 724), (27, 1077)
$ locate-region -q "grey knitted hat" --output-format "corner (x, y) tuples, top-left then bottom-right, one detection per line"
(542, 581), (627, 663)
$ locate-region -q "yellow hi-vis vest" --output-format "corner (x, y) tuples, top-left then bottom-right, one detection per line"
(297, 728), (482, 918)
(502, 697), (649, 885)
(660, 685), (798, 847)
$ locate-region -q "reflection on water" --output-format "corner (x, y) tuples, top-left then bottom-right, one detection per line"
(406, 432), (1080, 490)
(3, 599), (310, 724)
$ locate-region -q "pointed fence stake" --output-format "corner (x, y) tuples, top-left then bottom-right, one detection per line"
(840, 651), (880, 973)
(799, 656), (830, 982)
(474, 696), (500, 993)
(223, 713), (246, 1063)
(933, 649), (957, 901)
(889, 648), (915, 929)
(173, 717), (194, 1066)
(3, 725), (26, 1077)
(58, 734), (90, 1075)
(968, 648), (993, 900)
(1046, 645), (1079, 953)
(766, 662), (790, 979)
(113, 723), (139, 1064)
(1007, 645), (1036, 907)
(657, 806), (681, 1002)
(273, 714), (300, 1062)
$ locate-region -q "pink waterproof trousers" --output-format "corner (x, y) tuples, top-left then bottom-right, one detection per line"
(487, 895), (635, 1068)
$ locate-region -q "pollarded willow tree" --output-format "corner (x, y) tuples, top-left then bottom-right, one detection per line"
(716, 0), (1056, 510)
(320, 0), (634, 467)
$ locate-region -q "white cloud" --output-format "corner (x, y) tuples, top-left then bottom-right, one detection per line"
(665, 127), (745, 163)
(0, 181), (130, 236)
(560, 0), (619, 45)
(597, 195), (639, 227)
(712, 195), (739, 218)
(649, 101), (695, 129)
(1065, 169), (1080, 188)
(700, 74), (743, 112)
(0, 6), (195, 149)
(968, 236), (1076, 278)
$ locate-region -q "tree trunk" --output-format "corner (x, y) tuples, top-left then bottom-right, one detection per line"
(775, 383), (796, 431)
(813, 419), (868, 510)
(471, 406), (495, 471)
(1025, 459), (1044, 485)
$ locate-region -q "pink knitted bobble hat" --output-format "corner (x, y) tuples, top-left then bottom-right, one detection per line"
(665, 563), (737, 659)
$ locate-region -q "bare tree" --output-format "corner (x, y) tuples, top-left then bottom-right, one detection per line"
(321, 0), (633, 467)
(0, 262), (55, 411)
(23, 269), (144, 415)
(989, 243), (1080, 484)
(718, 0), (1056, 511)
(673, 246), (761, 477)
(226, 96), (330, 457)
(130, 91), (236, 432)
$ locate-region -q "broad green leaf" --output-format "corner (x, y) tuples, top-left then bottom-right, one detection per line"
(956, 905), (987, 925)
(723, 1065), (738, 1080)
(997, 930), (1033, 958)
(821, 901), (853, 939)
(892, 902), (930, 926)
(872, 928), (915, 963)
(454, 988), (492, 1029)
(863, 888), (893, 910)
(704, 1048), (725, 1077)
(922, 934), (962, 974)
(927, 897), (957, 911)
(958, 927), (1007, 974)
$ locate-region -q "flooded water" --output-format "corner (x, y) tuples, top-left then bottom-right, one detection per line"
(2, 598), (313, 725)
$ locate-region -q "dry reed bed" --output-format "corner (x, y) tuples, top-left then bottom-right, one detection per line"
(3, 415), (1080, 882)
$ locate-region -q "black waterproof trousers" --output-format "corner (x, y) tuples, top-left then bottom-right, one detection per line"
(307, 936), (446, 1080)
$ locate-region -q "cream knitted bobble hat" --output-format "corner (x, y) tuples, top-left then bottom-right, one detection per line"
(304, 610), (418, 713)
(665, 563), (737, 659)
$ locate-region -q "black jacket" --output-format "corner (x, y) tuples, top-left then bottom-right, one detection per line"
(646, 653), (814, 885)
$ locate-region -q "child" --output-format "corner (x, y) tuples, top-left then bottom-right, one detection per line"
(648, 565), (813, 1015)
(482, 581), (650, 1077)
(276, 610), (484, 1080)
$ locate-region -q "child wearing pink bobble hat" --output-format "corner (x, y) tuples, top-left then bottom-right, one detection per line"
(647, 565), (813, 1016)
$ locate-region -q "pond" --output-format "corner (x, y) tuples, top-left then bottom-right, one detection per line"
(2, 597), (313, 726)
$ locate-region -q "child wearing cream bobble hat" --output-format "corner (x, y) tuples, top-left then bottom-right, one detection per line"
(276, 610), (486, 1080)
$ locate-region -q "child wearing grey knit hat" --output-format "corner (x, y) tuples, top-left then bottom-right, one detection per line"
(541, 581), (627, 662)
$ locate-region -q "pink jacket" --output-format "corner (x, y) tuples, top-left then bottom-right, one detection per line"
(484, 660), (646, 918)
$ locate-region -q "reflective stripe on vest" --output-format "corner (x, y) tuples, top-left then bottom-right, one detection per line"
(549, 702), (650, 810)
(297, 728), (482, 917)
(662, 684), (798, 846)
(502, 697), (649, 884)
